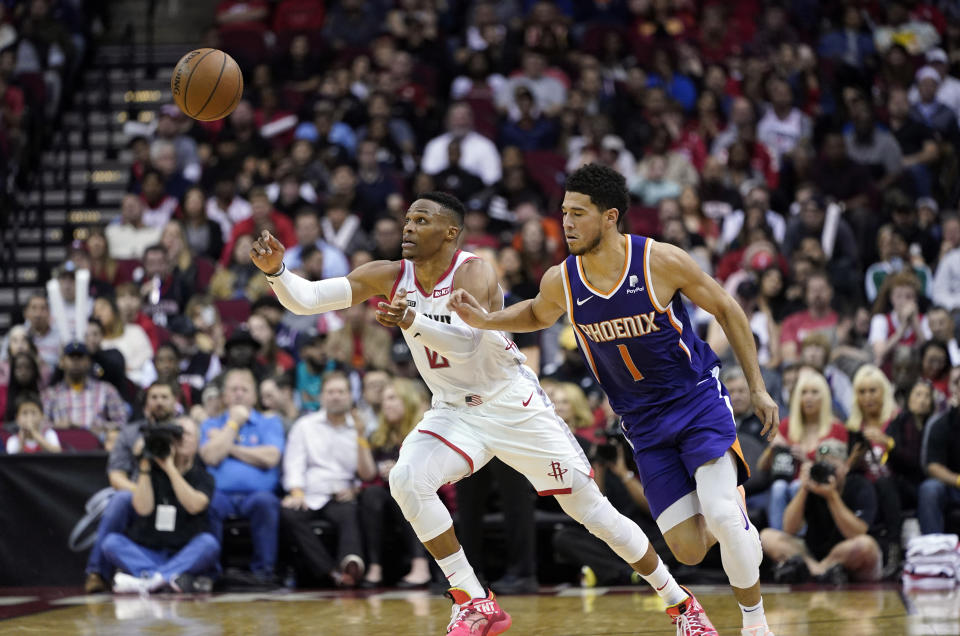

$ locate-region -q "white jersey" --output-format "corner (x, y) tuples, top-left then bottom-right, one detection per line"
(393, 249), (526, 405)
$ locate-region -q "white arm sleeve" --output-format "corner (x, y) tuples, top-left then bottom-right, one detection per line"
(407, 310), (482, 361)
(265, 266), (353, 315)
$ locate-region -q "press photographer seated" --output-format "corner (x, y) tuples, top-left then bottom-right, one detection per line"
(101, 415), (219, 594)
(760, 439), (882, 584)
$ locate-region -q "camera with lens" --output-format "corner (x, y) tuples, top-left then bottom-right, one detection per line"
(594, 425), (627, 465)
(809, 461), (836, 485)
(139, 421), (184, 460)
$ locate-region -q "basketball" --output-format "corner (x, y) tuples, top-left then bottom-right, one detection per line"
(170, 48), (243, 121)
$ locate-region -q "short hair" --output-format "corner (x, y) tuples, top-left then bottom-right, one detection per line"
(155, 342), (181, 358)
(322, 369), (351, 388)
(248, 186), (269, 202)
(295, 206), (319, 221)
(416, 191), (465, 228)
(564, 163), (630, 230)
(265, 372), (294, 392)
(14, 392), (43, 415)
(147, 380), (177, 395)
(300, 244), (321, 263)
(144, 243), (166, 258)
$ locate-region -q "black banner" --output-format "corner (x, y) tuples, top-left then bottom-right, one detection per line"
(0, 452), (109, 585)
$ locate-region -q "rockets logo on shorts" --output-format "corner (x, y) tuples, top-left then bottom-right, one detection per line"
(547, 461), (568, 482)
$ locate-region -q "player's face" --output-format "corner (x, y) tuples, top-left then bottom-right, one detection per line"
(561, 192), (605, 256)
(402, 200), (457, 261)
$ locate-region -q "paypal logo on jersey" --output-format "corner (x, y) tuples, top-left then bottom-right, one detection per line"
(626, 274), (645, 294)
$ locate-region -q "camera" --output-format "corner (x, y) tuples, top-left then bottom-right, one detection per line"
(809, 461), (836, 484)
(594, 426), (627, 465)
(140, 421), (184, 460)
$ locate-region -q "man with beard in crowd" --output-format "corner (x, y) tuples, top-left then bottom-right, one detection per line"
(84, 381), (181, 592)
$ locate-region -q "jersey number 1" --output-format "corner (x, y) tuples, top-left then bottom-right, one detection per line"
(617, 344), (644, 381)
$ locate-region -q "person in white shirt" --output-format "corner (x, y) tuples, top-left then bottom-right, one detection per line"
(908, 48), (960, 120)
(420, 103), (502, 186)
(281, 370), (376, 587)
(206, 176), (252, 241)
(756, 77), (813, 169)
(105, 194), (163, 260)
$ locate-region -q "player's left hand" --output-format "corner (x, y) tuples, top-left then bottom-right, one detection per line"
(376, 288), (413, 329)
(752, 390), (779, 441)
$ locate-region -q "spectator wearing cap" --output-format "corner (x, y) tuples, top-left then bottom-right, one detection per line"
(106, 194), (164, 260)
(43, 342), (127, 440)
(83, 380), (182, 593)
(201, 367), (284, 585)
(909, 48), (960, 120)
(222, 328), (269, 382)
(865, 224), (934, 303)
(281, 207), (351, 278)
(761, 438), (882, 583)
(4, 294), (62, 369)
(917, 368), (960, 534)
(909, 66), (960, 145)
(421, 102), (502, 186)
(219, 188), (297, 268)
(7, 393), (60, 454)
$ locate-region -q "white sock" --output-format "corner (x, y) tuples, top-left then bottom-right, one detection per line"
(436, 548), (486, 600)
(740, 598), (766, 628)
(639, 558), (687, 606)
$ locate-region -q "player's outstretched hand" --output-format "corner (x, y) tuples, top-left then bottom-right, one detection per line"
(250, 230), (285, 275)
(448, 289), (487, 328)
(752, 390), (779, 440)
(377, 288), (413, 329)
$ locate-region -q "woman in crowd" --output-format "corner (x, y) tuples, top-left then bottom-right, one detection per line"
(161, 218), (214, 291)
(93, 295), (153, 387)
(846, 364), (902, 574)
(85, 227), (118, 286)
(918, 340), (951, 405)
(553, 381), (602, 444)
(359, 378), (431, 588)
(759, 368), (847, 530)
(248, 313), (295, 376)
(886, 379), (936, 513)
(2, 352), (44, 424)
(180, 185), (225, 262)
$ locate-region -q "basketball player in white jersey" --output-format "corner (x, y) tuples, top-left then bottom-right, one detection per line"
(251, 192), (716, 635)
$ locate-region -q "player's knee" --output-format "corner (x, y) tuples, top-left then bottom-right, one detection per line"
(667, 538), (706, 566)
(698, 489), (742, 535)
(388, 463), (419, 519)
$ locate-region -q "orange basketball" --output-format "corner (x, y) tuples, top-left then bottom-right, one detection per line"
(170, 48), (243, 121)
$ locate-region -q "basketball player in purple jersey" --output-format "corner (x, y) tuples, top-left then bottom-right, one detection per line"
(451, 164), (778, 636)
(251, 192), (714, 635)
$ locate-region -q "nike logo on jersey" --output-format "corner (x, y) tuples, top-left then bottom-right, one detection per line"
(576, 296), (593, 306)
(522, 392), (534, 407)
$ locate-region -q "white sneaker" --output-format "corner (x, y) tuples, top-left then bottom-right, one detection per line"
(143, 572), (166, 592)
(742, 625), (774, 636)
(112, 572), (142, 594)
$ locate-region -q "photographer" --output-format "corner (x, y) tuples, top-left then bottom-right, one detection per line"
(102, 416), (219, 594)
(84, 381), (180, 593)
(760, 439), (882, 584)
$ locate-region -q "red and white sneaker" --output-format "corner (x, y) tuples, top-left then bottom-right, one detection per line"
(664, 587), (718, 636)
(445, 587), (512, 635)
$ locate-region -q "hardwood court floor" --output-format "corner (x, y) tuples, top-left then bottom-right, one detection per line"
(0, 584), (952, 635)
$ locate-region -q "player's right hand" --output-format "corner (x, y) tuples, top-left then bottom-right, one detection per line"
(250, 230), (285, 275)
(448, 289), (487, 328)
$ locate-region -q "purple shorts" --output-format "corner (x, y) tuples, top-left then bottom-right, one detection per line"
(621, 367), (749, 522)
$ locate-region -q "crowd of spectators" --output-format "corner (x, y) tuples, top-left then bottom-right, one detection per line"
(4, 0), (960, 592)
(0, 0), (99, 194)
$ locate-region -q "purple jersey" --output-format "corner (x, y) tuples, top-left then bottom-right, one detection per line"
(561, 234), (721, 417)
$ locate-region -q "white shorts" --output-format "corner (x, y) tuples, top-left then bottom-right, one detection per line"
(411, 367), (593, 495)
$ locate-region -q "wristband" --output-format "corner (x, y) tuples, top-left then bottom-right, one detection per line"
(264, 263), (286, 278)
(357, 436), (371, 449)
(226, 420), (240, 432)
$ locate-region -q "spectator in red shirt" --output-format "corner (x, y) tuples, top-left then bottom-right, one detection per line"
(220, 188), (296, 267)
(272, 0), (325, 35)
(780, 271), (839, 362)
(215, 0), (268, 33)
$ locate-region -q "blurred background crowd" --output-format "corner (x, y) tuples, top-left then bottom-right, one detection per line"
(4, 0), (960, 592)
